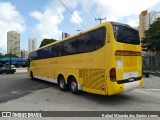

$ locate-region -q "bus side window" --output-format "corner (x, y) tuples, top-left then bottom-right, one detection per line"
(95, 27), (106, 48)
(52, 46), (56, 57)
(78, 34), (87, 53)
(48, 46), (52, 58)
(52, 43), (62, 57)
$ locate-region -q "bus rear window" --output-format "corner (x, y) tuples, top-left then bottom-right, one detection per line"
(112, 24), (140, 45)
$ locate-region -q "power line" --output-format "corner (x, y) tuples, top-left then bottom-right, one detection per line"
(100, 0), (102, 17)
(98, 0), (104, 17)
(82, 0), (97, 19)
(58, 0), (87, 29)
(86, 0), (99, 18)
(0, 43), (7, 50)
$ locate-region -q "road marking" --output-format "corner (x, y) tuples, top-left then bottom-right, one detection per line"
(140, 89), (160, 92)
(11, 91), (20, 95)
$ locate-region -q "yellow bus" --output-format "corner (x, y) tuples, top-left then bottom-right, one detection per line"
(28, 22), (143, 95)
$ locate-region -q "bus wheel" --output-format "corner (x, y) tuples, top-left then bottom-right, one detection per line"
(58, 76), (68, 91)
(30, 71), (34, 80)
(70, 78), (80, 94)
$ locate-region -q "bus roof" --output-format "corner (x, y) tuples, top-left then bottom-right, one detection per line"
(111, 22), (137, 31)
(29, 21), (132, 54)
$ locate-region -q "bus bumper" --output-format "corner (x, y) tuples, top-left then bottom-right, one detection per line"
(107, 78), (144, 95)
(123, 81), (141, 92)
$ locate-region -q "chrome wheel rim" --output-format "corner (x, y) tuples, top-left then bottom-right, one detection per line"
(60, 79), (65, 88)
(71, 82), (77, 92)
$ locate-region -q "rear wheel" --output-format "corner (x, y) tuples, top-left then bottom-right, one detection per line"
(58, 76), (68, 91)
(30, 71), (35, 80)
(70, 77), (80, 94)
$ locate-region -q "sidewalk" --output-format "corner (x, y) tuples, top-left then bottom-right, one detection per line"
(148, 71), (160, 77)
(14, 68), (27, 73)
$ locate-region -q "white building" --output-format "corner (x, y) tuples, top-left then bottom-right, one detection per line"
(21, 50), (28, 59)
(7, 31), (20, 57)
(139, 10), (160, 40)
(144, 11), (160, 30)
(62, 32), (70, 39)
(28, 38), (37, 53)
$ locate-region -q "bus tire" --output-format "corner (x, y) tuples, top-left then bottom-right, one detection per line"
(70, 77), (80, 94)
(58, 76), (68, 91)
(30, 71), (35, 80)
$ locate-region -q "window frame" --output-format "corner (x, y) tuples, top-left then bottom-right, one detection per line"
(112, 23), (140, 45)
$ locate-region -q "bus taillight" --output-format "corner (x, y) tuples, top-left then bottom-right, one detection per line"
(110, 68), (116, 81)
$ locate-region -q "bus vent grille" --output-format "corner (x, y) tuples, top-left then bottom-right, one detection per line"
(79, 69), (83, 78)
(80, 69), (105, 91)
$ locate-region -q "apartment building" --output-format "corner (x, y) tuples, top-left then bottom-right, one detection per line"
(139, 10), (160, 40)
(21, 50), (28, 59)
(28, 38), (37, 53)
(7, 31), (20, 57)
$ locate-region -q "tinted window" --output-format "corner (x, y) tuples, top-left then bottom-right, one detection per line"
(77, 34), (87, 53)
(52, 43), (62, 57)
(37, 49), (44, 59)
(44, 48), (50, 58)
(48, 46), (52, 58)
(62, 38), (78, 55)
(30, 51), (37, 60)
(78, 27), (106, 53)
(112, 24), (140, 45)
(29, 27), (106, 61)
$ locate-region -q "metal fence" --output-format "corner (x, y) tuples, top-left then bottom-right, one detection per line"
(143, 51), (160, 71)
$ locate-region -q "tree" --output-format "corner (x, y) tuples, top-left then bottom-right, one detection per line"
(141, 18), (160, 52)
(4, 54), (19, 58)
(0, 53), (19, 58)
(0, 53), (3, 58)
(39, 38), (57, 48)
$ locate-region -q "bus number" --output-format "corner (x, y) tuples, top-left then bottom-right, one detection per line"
(107, 33), (110, 43)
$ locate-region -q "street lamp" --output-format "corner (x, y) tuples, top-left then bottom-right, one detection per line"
(77, 30), (82, 32)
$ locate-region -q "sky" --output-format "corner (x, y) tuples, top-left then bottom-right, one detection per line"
(0, 0), (160, 54)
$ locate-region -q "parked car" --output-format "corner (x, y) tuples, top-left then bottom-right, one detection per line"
(0, 67), (5, 74)
(0, 64), (16, 74)
(142, 70), (149, 77)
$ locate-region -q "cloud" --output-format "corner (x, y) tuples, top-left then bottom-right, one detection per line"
(0, 2), (25, 53)
(73, 0), (160, 27)
(99, 0), (160, 18)
(70, 10), (83, 25)
(97, 0), (160, 26)
(30, 8), (64, 39)
(127, 19), (139, 27)
(29, 0), (160, 43)
(30, 0), (80, 41)
(54, 0), (78, 9)
(70, 0), (160, 27)
(30, 0), (79, 40)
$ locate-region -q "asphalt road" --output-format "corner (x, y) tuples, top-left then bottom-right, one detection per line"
(0, 73), (53, 103)
(0, 73), (160, 117)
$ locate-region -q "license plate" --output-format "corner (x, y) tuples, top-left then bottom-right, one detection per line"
(128, 77), (134, 82)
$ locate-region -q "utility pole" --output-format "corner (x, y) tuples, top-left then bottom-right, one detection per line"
(95, 17), (106, 24)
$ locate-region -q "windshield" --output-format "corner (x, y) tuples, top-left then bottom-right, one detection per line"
(112, 24), (140, 45)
